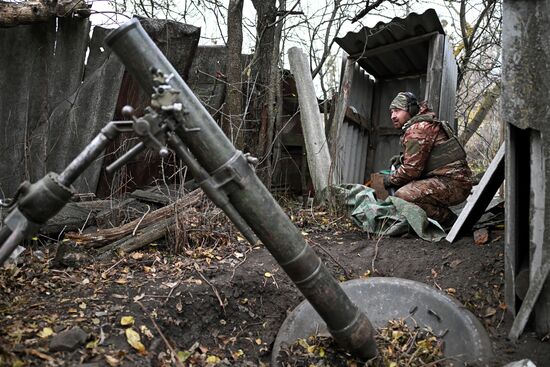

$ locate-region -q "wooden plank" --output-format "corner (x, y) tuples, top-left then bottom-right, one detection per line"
(425, 34), (444, 115)
(508, 260), (550, 341)
(328, 56), (354, 185)
(438, 37), (458, 127)
(446, 144), (505, 243)
(288, 47), (332, 195)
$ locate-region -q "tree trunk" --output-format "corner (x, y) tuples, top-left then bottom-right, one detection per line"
(249, 0), (277, 168)
(262, 0), (286, 189)
(459, 83), (501, 146)
(224, 0), (244, 148)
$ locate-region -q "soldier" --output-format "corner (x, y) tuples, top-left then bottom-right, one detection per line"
(383, 92), (473, 228)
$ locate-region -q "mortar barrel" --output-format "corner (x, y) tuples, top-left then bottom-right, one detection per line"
(105, 19), (377, 360)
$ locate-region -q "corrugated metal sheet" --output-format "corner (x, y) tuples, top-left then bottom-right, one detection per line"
(335, 9), (444, 80)
(336, 61), (373, 183)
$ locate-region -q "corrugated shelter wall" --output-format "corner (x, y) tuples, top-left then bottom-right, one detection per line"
(338, 61), (372, 183)
(0, 18), (125, 197)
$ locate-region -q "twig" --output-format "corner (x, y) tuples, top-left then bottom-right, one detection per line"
(132, 205), (151, 236)
(78, 211), (93, 234)
(308, 239), (351, 279)
(163, 280), (182, 305)
(136, 301), (184, 367)
(194, 262), (226, 314)
(101, 257), (125, 277)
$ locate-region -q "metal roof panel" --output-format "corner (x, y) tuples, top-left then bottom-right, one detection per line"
(335, 9), (444, 79)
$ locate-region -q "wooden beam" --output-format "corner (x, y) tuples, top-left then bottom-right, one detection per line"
(0, 0), (90, 27)
(288, 47), (332, 195)
(446, 143), (505, 243)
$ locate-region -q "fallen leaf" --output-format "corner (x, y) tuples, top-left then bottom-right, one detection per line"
(232, 349), (244, 359)
(484, 307), (497, 317)
(120, 316), (135, 326)
(206, 355), (221, 364)
(199, 344), (209, 353)
(140, 325), (154, 339)
(25, 348), (54, 361)
(449, 259), (463, 268)
(255, 338), (262, 345)
(177, 350), (191, 362)
(86, 339), (99, 349)
(38, 327), (54, 338)
(105, 355), (120, 366)
(115, 277), (127, 285)
(79, 302), (87, 310)
(131, 252), (144, 260)
(125, 328), (146, 354)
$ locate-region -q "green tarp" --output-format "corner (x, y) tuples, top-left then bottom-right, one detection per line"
(331, 184), (446, 242)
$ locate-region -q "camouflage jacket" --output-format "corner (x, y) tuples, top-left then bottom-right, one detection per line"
(388, 111), (472, 188)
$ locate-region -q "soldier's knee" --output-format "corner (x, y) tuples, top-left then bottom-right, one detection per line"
(394, 188), (413, 202)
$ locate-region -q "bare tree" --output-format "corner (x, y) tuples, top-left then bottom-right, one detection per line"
(443, 0), (502, 157)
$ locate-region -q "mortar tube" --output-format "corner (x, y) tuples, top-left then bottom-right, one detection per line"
(105, 19), (377, 360)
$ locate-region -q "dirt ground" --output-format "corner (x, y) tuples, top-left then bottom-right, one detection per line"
(1, 202), (549, 366)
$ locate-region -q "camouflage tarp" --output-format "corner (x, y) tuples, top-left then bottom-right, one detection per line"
(331, 184), (446, 242)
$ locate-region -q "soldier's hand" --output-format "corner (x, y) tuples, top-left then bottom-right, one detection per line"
(390, 154), (402, 168)
(383, 174), (393, 190)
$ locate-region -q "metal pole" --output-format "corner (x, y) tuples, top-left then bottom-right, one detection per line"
(105, 19), (377, 359)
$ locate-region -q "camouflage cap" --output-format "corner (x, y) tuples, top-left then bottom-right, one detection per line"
(389, 92), (411, 111)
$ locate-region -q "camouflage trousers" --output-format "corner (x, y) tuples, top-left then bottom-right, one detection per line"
(394, 176), (472, 224)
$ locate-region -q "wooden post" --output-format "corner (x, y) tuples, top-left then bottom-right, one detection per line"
(328, 55), (355, 185)
(288, 47), (332, 196)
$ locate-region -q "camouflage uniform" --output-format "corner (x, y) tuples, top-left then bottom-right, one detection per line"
(387, 96), (473, 224)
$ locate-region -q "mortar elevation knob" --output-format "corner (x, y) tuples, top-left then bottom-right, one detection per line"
(121, 105), (135, 119)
